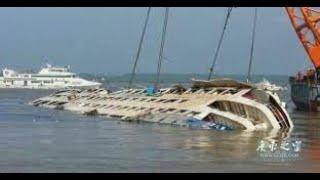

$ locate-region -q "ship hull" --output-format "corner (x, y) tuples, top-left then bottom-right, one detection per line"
(30, 79), (294, 131)
(290, 78), (320, 111)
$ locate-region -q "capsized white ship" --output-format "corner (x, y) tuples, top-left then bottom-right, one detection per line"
(0, 64), (101, 89)
(30, 78), (293, 132)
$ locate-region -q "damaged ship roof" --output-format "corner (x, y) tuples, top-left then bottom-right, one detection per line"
(191, 78), (254, 89)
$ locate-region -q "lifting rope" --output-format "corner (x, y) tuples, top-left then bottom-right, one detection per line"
(246, 7), (258, 83)
(208, 7), (233, 80)
(128, 7), (152, 89)
(154, 7), (170, 90)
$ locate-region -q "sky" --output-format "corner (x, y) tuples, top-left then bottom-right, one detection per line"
(0, 7), (312, 75)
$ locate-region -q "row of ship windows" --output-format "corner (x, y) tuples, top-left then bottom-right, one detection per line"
(84, 96), (189, 104)
(80, 103), (200, 116)
(55, 87), (240, 101)
(109, 88), (240, 96)
(210, 101), (265, 125)
(4, 80), (69, 84)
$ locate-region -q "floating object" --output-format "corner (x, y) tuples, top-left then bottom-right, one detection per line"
(30, 78), (293, 131)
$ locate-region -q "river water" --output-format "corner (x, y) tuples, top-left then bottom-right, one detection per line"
(0, 78), (320, 172)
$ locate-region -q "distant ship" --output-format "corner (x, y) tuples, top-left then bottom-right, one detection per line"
(0, 64), (101, 89)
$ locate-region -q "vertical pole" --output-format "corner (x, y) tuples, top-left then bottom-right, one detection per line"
(129, 7), (152, 89)
(154, 7), (169, 91)
(247, 7), (258, 83)
(208, 7), (233, 80)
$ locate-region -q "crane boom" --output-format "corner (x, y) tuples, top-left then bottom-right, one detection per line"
(286, 7), (320, 69)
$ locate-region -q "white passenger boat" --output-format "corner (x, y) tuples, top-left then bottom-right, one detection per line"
(0, 64), (101, 89)
(30, 78), (293, 131)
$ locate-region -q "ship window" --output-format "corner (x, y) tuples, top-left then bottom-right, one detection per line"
(98, 104), (105, 108)
(57, 102), (67, 105)
(162, 109), (170, 113)
(168, 108), (176, 112)
(157, 99), (166, 103)
(131, 90), (140, 94)
(216, 89), (225, 94)
(190, 89), (198, 93)
(203, 89), (211, 93)
(140, 98), (147, 102)
(31, 81), (41, 84)
(179, 109), (187, 113)
(92, 104), (100, 108)
(87, 96), (95, 100)
(164, 99), (178, 103)
(209, 101), (248, 118)
(93, 97), (101, 100)
(48, 101), (57, 105)
(189, 111), (200, 116)
(179, 99), (188, 103)
(43, 81), (51, 84)
(229, 89), (239, 94)
(208, 89), (216, 94)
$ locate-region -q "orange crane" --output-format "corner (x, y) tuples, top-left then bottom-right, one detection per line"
(286, 7), (320, 70)
(286, 7), (320, 111)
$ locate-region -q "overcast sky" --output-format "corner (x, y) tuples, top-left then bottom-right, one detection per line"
(0, 7), (312, 75)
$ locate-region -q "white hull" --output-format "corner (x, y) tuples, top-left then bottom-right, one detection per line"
(0, 85), (101, 90)
(30, 78), (294, 132)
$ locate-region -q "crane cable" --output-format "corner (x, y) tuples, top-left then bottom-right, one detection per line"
(208, 7), (233, 80)
(154, 7), (170, 90)
(128, 7), (152, 89)
(246, 7), (258, 83)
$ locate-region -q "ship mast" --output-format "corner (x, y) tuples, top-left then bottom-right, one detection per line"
(246, 7), (258, 83)
(128, 7), (151, 89)
(154, 7), (170, 90)
(208, 7), (233, 80)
